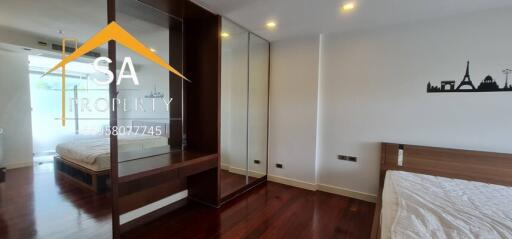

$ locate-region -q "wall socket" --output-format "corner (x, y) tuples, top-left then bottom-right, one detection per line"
(276, 163), (284, 168)
(337, 155), (357, 162)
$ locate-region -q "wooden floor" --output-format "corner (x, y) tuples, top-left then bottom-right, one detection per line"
(1, 163), (375, 239)
(0, 163), (112, 239)
(124, 182), (375, 239)
(220, 169), (258, 198)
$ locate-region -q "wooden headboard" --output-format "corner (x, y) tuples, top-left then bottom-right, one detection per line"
(131, 120), (169, 137)
(371, 142), (512, 239)
(379, 143), (512, 190)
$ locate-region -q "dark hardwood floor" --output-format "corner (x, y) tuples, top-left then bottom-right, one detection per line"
(0, 163), (112, 239)
(220, 169), (259, 198)
(124, 181), (375, 239)
(1, 163), (375, 239)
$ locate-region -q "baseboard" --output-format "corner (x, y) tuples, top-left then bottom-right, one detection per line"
(267, 174), (317, 191)
(317, 184), (377, 203)
(220, 163), (230, 170)
(5, 160), (33, 169)
(228, 166), (266, 178)
(267, 174), (377, 203)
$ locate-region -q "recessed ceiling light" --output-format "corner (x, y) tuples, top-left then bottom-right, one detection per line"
(266, 21), (277, 30)
(220, 32), (230, 38)
(341, 2), (355, 12)
(149, 47), (156, 52)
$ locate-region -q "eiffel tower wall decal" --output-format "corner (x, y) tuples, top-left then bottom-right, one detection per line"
(427, 61), (512, 93)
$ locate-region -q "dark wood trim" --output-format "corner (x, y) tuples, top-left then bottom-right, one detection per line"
(119, 152), (217, 182)
(169, 18), (184, 149)
(138, 0), (184, 19)
(183, 1), (221, 206)
(183, 1), (220, 154)
(107, 0), (119, 238)
(0, 167), (5, 183)
(216, 14), (222, 208)
(118, 171), (186, 214)
(371, 142), (512, 239)
(379, 143), (512, 187)
(117, 152), (217, 232)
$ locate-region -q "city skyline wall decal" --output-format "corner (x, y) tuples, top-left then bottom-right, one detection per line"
(427, 61), (512, 93)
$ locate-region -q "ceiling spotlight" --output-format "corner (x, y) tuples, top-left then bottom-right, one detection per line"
(220, 32), (230, 38)
(341, 2), (355, 12)
(266, 21), (277, 30)
(149, 48), (156, 52)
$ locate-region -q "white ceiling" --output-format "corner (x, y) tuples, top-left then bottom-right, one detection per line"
(193, 0), (512, 41)
(0, 0), (169, 64)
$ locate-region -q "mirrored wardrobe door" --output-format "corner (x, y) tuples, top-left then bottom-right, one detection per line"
(220, 18), (249, 198)
(248, 33), (269, 182)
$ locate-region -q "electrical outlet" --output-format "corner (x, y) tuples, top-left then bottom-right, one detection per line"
(276, 163), (283, 169)
(338, 154), (357, 163)
(254, 160), (260, 164)
(337, 155), (348, 160)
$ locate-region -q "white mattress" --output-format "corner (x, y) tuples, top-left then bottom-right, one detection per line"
(381, 170), (512, 239)
(56, 134), (168, 171)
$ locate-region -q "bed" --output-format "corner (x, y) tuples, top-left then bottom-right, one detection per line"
(372, 143), (512, 239)
(54, 121), (170, 192)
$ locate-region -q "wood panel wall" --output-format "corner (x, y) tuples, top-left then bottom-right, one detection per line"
(182, 0), (221, 206)
(183, 1), (221, 154)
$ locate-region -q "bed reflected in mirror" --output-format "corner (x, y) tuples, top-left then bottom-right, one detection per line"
(113, 0), (187, 233)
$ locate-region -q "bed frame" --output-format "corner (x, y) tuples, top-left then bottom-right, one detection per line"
(54, 156), (110, 193)
(370, 142), (512, 239)
(54, 121), (170, 193)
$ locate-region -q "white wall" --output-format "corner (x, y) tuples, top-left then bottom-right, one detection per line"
(317, 7), (512, 196)
(268, 36), (319, 184)
(0, 49), (33, 168)
(268, 7), (512, 199)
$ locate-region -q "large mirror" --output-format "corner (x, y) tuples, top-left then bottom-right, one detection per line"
(220, 18), (269, 199)
(115, 0), (174, 163)
(113, 0), (186, 234)
(248, 33), (269, 182)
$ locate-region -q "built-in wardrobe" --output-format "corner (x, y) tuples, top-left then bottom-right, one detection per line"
(220, 18), (270, 200)
(108, 1), (270, 237)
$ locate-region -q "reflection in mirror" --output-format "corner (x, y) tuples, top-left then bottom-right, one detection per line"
(0, 0), (111, 238)
(220, 18), (250, 198)
(114, 0), (185, 233)
(115, 0), (175, 163)
(248, 33), (269, 181)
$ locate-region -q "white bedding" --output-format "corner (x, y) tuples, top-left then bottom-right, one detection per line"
(56, 134), (168, 170)
(381, 170), (512, 239)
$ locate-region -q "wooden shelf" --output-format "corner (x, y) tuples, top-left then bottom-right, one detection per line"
(118, 150), (217, 183)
